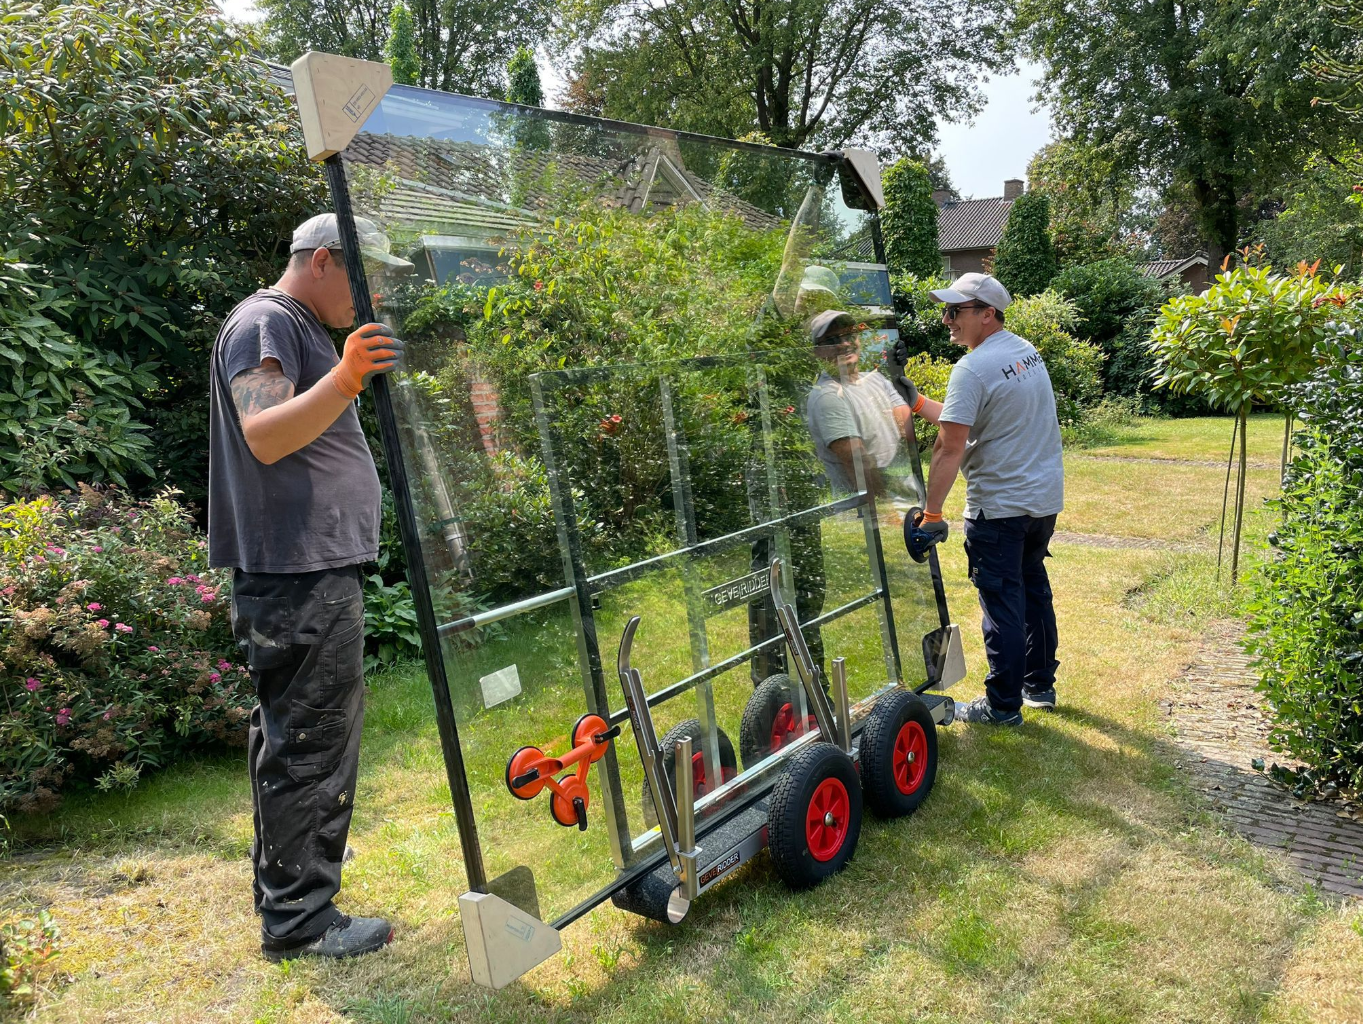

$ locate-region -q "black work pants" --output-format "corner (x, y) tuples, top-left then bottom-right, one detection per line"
(232, 565), (366, 951)
(962, 514), (1060, 713)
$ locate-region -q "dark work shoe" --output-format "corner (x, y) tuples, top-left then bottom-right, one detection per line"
(263, 915), (394, 963)
(954, 696), (1023, 727)
(1022, 687), (1057, 710)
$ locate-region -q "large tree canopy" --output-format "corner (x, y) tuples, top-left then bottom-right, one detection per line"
(259, 0), (551, 96)
(556, 0), (1009, 152)
(1014, 0), (1357, 271)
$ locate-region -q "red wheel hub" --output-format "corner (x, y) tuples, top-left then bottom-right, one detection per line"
(892, 720), (928, 795)
(805, 777), (850, 861)
(770, 702), (819, 751)
(690, 751), (737, 796)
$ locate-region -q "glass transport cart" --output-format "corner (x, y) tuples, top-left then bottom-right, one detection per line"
(289, 52), (967, 989)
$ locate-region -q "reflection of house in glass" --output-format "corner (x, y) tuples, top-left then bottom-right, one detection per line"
(339, 132), (783, 288)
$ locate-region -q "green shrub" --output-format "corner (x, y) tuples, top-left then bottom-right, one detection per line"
(881, 159), (941, 278)
(1051, 257), (1165, 350)
(890, 272), (958, 362)
(893, 352), (954, 449)
(0, 0), (326, 503)
(1004, 291), (1105, 425)
(1245, 322), (1363, 796)
(993, 190), (1058, 298)
(0, 908), (59, 1011)
(0, 488), (247, 813)
(0, 255), (157, 495)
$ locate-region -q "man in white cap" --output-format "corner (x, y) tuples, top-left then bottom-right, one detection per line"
(898, 273), (1064, 726)
(208, 212), (411, 961)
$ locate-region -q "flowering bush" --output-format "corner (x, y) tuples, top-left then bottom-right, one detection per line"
(0, 487), (249, 813)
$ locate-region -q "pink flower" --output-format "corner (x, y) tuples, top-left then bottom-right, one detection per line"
(209, 672), (221, 683)
(1, 586), (14, 596)
(103, 710), (113, 720)
(201, 592), (216, 603)
(87, 602), (102, 612)
(96, 618), (110, 628)
(166, 577), (183, 585)
(56, 708), (71, 726)
(148, 645), (159, 652)
(115, 622), (133, 633)
(217, 660), (231, 671)
(25, 678), (41, 692)
(91, 546), (103, 553)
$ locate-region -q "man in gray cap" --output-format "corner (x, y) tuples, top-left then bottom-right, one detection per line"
(208, 212), (411, 961)
(897, 273), (1064, 726)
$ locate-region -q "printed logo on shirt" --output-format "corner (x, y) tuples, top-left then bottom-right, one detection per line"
(999, 350), (1045, 381)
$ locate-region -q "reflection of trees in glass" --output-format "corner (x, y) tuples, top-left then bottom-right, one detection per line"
(393, 201), (823, 583)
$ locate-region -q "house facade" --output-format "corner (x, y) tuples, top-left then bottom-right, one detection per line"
(935, 179), (1023, 279)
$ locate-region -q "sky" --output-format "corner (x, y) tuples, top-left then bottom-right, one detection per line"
(937, 62), (1053, 200)
(215, 0), (1052, 199)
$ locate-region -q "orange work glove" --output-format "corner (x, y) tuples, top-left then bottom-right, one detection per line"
(330, 323), (405, 400)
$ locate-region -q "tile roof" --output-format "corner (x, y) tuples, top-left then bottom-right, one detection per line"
(1139, 253), (1208, 279)
(937, 196), (1013, 253)
(342, 132), (781, 234)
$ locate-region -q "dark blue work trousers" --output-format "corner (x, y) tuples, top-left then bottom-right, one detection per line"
(962, 513), (1060, 713)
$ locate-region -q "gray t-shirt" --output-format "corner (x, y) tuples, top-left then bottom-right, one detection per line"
(208, 289), (381, 574)
(806, 369), (920, 503)
(938, 328), (1064, 520)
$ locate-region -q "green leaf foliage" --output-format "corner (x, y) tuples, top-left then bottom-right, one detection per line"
(1052, 257), (1186, 406)
(0, 254), (155, 495)
(1014, 0), (1355, 269)
(386, 1), (420, 86)
(558, 0), (1010, 151)
(0, 0), (328, 503)
(506, 46), (543, 107)
(880, 158), (941, 278)
(1003, 290), (1105, 425)
(260, 0), (551, 97)
(1254, 148), (1363, 278)
(1147, 262), (1361, 412)
(993, 190), (1057, 299)
(1245, 321), (1363, 795)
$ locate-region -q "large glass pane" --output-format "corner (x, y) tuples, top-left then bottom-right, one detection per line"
(329, 83), (947, 924)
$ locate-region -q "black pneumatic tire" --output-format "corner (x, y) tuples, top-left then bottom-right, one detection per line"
(858, 689), (939, 819)
(767, 742), (862, 890)
(641, 719), (739, 828)
(739, 673), (817, 769)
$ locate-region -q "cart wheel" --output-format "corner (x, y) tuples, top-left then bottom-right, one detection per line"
(641, 719), (739, 829)
(739, 673), (819, 769)
(767, 742), (862, 889)
(858, 689), (938, 818)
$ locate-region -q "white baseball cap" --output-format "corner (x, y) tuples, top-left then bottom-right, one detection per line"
(929, 272), (1012, 311)
(799, 264), (842, 295)
(290, 212), (414, 270)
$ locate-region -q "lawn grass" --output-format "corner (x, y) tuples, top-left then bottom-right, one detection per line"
(4, 415), (1360, 1023)
(1082, 411), (1289, 466)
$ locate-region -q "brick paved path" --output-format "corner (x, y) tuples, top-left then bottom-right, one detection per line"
(1163, 623), (1363, 897)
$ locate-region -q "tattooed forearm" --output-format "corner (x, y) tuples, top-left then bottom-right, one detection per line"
(231, 363), (296, 422)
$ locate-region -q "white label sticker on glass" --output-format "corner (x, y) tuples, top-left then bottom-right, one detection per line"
(480, 664), (521, 709)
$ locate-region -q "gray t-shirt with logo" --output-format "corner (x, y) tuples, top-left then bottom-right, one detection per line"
(938, 329), (1064, 520)
(208, 289), (381, 574)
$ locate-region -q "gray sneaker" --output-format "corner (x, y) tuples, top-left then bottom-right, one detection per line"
(953, 696), (1023, 727)
(1022, 687), (1057, 710)
(263, 915), (394, 962)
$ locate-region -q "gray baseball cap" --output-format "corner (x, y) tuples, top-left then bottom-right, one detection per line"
(808, 309), (862, 344)
(929, 272), (1012, 311)
(290, 212), (414, 270)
